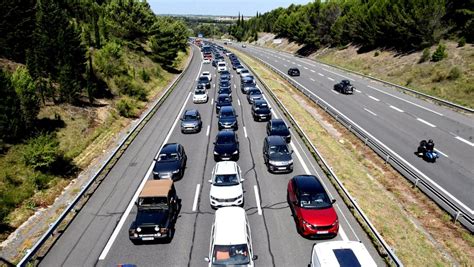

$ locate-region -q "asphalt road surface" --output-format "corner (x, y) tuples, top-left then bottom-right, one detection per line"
(232, 43), (474, 215)
(39, 44), (385, 267)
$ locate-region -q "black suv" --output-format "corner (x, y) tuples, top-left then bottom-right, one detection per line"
(334, 80), (354, 94)
(180, 109), (202, 134)
(218, 106), (238, 130)
(288, 68), (300, 76)
(263, 136), (293, 173)
(266, 119), (291, 143)
(129, 180), (179, 243)
(214, 131), (239, 161)
(251, 99), (272, 121)
(215, 93), (232, 113)
(153, 143), (187, 180)
(198, 76), (211, 89)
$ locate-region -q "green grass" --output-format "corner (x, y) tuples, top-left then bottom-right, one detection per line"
(233, 48), (474, 266)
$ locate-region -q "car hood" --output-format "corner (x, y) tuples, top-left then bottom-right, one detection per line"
(269, 129), (290, 136)
(182, 120), (199, 126)
(135, 209), (169, 226)
(249, 94), (262, 99)
(254, 108), (271, 115)
(219, 117), (237, 124)
(153, 161), (179, 173)
(268, 152), (292, 162)
(300, 206), (337, 226)
(216, 101), (232, 107)
(214, 143), (238, 154)
(210, 184), (243, 199)
(194, 94), (207, 99)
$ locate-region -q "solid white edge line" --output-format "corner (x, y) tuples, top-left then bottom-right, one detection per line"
(238, 99), (241, 106)
(206, 125), (210, 136)
(195, 59), (203, 81)
(254, 185), (262, 215)
(455, 136), (474, 147)
(322, 67), (355, 81)
(389, 105), (404, 112)
(192, 184), (201, 212)
(368, 85), (444, 116)
(211, 98), (214, 105)
(368, 95), (380, 102)
(234, 84), (236, 89)
(434, 148), (449, 158)
(290, 142), (310, 175)
(417, 118), (436, 128)
(243, 126), (248, 138)
(363, 108), (377, 116)
(98, 92), (191, 260)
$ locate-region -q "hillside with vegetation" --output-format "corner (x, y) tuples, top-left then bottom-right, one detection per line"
(229, 0), (473, 107)
(0, 0), (189, 241)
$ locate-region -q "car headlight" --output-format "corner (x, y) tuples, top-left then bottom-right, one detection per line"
(136, 227), (142, 233)
(332, 219), (339, 226)
(232, 150), (239, 155)
(172, 169), (180, 174)
(268, 160), (278, 165)
(154, 226), (160, 232)
(302, 220), (313, 228)
(214, 151), (219, 155)
(288, 159), (293, 164)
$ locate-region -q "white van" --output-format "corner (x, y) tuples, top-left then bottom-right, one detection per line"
(205, 207), (257, 266)
(217, 61), (227, 72)
(310, 241), (377, 267)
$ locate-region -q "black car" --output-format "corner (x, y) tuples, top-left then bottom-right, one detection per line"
(219, 80), (231, 91)
(213, 130), (239, 161)
(198, 76), (211, 89)
(153, 143), (187, 180)
(263, 136), (293, 173)
(288, 68), (300, 76)
(215, 93), (232, 112)
(129, 179), (179, 244)
(247, 88), (263, 104)
(241, 77), (256, 94)
(217, 106), (238, 130)
(266, 119), (291, 143)
(220, 70), (231, 81)
(251, 99), (272, 121)
(334, 80), (354, 94)
(180, 109), (202, 133)
(218, 86), (232, 97)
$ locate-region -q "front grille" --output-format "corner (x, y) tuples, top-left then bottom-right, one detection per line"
(214, 196), (241, 202)
(139, 226), (158, 234)
(310, 225), (333, 231)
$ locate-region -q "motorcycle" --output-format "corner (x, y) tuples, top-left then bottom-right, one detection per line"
(416, 144), (439, 163)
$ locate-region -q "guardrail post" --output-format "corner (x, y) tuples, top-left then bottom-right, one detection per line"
(413, 178), (419, 189)
(348, 125), (352, 131)
(385, 155), (390, 163)
(454, 211), (461, 223)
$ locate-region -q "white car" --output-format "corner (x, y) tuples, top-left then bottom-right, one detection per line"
(217, 62), (227, 72)
(209, 161), (244, 208)
(236, 66), (245, 74)
(203, 58), (211, 64)
(202, 71), (212, 81)
(193, 88), (208, 103)
(239, 69), (251, 78)
(310, 241), (377, 267)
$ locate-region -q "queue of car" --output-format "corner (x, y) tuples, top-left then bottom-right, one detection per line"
(129, 40), (374, 266)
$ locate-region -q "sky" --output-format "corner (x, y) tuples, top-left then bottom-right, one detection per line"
(148, 0), (314, 16)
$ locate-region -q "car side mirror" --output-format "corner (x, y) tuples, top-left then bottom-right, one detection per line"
(204, 257), (210, 262)
(252, 255), (258, 260)
(180, 118), (183, 121)
(208, 179), (212, 183)
(213, 142), (216, 145)
(291, 150), (294, 154)
(135, 201), (139, 206)
(236, 115), (239, 117)
(293, 200), (298, 206)
(288, 126), (291, 129)
(331, 199), (336, 204)
(241, 178), (245, 182)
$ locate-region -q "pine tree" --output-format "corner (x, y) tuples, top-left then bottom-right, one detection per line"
(0, 70), (23, 142)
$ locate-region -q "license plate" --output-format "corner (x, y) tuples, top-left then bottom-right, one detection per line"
(260, 116), (266, 119)
(141, 237), (154, 241)
(317, 231), (329, 234)
(222, 157), (230, 160)
(278, 167), (286, 170)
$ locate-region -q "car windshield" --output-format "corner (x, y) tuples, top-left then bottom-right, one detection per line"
(213, 174), (239, 186)
(195, 90), (205, 95)
(249, 90), (261, 95)
(269, 145), (289, 154)
(241, 70), (249, 73)
(255, 103), (268, 109)
(183, 114), (197, 120)
(199, 77), (209, 82)
(221, 71), (230, 75)
(218, 95), (230, 102)
(216, 134), (235, 144)
(300, 193), (332, 209)
(220, 81), (230, 87)
(272, 121), (287, 131)
(212, 244), (250, 265)
(138, 196), (168, 207)
(220, 110), (234, 117)
(158, 153), (178, 161)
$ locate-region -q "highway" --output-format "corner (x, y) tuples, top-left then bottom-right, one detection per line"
(39, 44), (384, 266)
(231, 44), (474, 215)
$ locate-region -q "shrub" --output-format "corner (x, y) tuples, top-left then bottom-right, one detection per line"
(116, 98), (136, 118)
(431, 71), (446, 83)
(22, 133), (62, 172)
(406, 77), (413, 86)
(140, 68), (150, 83)
(115, 76), (147, 101)
(94, 41), (125, 78)
(374, 51), (379, 57)
(431, 44), (447, 62)
(458, 37), (466, 47)
(447, 67), (462, 80)
(32, 172), (53, 190)
(419, 48), (431, 63)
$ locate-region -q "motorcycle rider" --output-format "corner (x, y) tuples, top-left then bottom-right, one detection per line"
(418, 140), (427, 155)
(426, 139), (435, 152)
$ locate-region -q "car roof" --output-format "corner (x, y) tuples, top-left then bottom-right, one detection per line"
(217, 130), (235, 137)
(312, 241), (377, 267)
(214, 207), (247, 245)
(220, 106), (234, 112)
(294, 175), (326, 195)
(161, 143), (179, 153)
(253, 99), (268, 106)
(270, 119), (285, 125)
(218, 93), (230, 98)
(139, 180), (173, 197)
(266, 135), (286, 145)
(215, 161), (238, 175)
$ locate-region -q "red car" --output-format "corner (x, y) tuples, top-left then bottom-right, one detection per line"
(287, 175), (339, 238)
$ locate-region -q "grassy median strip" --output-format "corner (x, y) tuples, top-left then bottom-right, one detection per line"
(232, 49), (474, 266)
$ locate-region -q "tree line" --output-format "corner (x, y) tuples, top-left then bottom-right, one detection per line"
(230, 0), (472, 51)
(0, 0), (189, 144)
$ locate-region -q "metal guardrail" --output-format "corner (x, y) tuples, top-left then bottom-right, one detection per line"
(17, 46), (195, 266)
(238, 48), (474, 233)
(238, 53), (403, 266)
(251, 44), (474, 114)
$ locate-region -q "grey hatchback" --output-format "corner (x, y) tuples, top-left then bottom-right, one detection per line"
(180, 109), (202, 133)
(263, 136), (293, 173)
